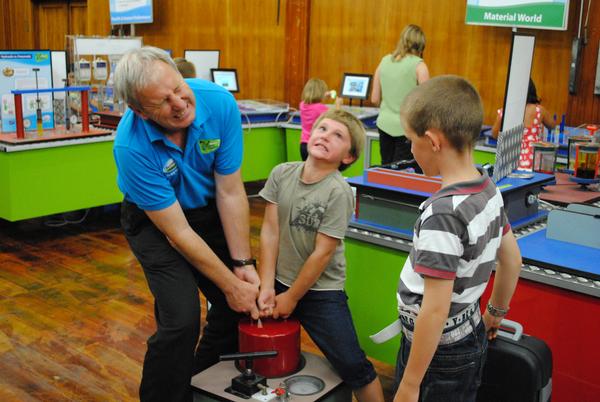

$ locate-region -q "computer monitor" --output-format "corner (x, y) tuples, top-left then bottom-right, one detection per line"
(340, 73), (372, 100)
(184, 50), (220, 81)
(210, 69), (239, 93)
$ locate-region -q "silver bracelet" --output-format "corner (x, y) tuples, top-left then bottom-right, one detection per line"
(486, 302), (509, 317)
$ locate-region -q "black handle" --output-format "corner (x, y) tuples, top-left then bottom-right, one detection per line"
(219, 350), (278, 362)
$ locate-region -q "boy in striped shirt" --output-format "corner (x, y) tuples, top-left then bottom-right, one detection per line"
(393, 76), (522, 402)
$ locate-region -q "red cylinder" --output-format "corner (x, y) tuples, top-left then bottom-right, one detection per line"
(14, 94), (24, 139)
(81, 90), (90, 133)
(238, 318), (300, 378)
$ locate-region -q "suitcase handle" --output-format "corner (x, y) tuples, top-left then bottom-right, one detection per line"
(497, 319), (524, 341)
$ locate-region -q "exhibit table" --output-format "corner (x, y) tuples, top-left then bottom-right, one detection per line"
(0, 133), (121, 221)
(342, 166), (600, 401)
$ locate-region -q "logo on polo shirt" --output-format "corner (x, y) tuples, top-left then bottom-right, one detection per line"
(198, 139), (221, 154)
(162, 158), (178, 177)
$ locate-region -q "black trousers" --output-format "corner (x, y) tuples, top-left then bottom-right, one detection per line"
(300, 142), (309, 161)
(121, 200), (242, 402)
(378, 127), (414, 166)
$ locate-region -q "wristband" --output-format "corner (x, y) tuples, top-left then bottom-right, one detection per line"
(486, 302), (509, 317)
(232, 258), (256, 267)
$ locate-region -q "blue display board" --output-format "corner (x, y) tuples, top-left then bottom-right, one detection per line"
(1, 50), (54, 133)
(109, 0), (153, 25)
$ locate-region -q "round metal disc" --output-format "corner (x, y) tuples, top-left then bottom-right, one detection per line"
(284, 375), (325, 396)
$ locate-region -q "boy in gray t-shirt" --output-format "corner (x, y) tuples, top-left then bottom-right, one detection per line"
(258, 109), (384, 402)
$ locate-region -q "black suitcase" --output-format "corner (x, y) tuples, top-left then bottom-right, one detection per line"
(477, 319), (552, 402)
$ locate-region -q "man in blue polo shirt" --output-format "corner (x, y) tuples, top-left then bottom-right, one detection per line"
(113, 47), (259, 402)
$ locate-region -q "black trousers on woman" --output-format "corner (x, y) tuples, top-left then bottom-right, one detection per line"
(378, 127), (414, 166)
(121, 200), (242, 402)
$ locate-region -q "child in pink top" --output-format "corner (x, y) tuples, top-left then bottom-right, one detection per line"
(491, 79), (556, 171)
(299, 78), (337, 160)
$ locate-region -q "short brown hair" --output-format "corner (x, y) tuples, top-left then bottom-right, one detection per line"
(313, 109), (365, 170)
(173, 57), (196, 78)
(301, 78), (328, 104)
(400, 75), (483, 152)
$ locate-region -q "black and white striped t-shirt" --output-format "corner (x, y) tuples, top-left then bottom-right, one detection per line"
(397, 171), (510, 317)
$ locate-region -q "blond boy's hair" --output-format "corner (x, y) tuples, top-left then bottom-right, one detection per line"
(173, 57), (196, 78)
(400, 75), (483, 152)
(312, 109), (365, 170)
(392, 24), (426, 61)
(301, 78), (328, 104)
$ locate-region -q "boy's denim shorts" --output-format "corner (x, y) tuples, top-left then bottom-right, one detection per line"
(394, 318), (488, 402)
(275, 281), (377, 389)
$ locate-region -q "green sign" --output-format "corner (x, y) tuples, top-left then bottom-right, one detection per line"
(465, 0), (569, 31)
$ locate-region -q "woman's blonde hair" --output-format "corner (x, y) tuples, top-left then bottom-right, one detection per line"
(392, 24), (426, 61)
(301, 78), (328, 104)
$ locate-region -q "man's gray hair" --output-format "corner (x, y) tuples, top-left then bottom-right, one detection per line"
(114, 46), (178, 110)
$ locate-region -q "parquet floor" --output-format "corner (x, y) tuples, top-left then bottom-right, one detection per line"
(0, 196), (395, 401)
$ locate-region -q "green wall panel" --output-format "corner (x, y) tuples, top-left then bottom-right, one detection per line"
(345, 238), (408, 365)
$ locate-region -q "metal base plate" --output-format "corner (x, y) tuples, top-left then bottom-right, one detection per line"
(192, 352), (349, 402)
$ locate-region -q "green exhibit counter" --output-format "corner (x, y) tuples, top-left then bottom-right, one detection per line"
(240, 125), (287, 182)
(345, 237), (408, 364)
(0, 136), (122, 222)
(0, 124), (288, 222)
(0, 122), (386, 222)
(473, 144), (497, 165)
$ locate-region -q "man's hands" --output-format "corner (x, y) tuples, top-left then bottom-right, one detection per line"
(225, 265), (260, 319)
(234, 264), (260, 287)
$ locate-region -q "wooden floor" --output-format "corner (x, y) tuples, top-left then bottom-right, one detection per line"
(0, 196), (395, 401)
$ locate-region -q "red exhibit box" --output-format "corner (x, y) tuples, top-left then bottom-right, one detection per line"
(366, 168), (442, 194)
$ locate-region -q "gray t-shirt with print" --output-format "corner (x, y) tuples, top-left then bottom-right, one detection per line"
(259, 162), (354, 290)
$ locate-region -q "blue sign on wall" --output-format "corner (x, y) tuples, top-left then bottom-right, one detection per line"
(109, 0), (153, 25)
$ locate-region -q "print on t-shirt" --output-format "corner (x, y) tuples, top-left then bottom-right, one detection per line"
(291, 201), (326, 232)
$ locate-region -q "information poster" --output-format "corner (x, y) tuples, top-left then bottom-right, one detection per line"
(109, 0), (153, 25)
(1, 50), (54, 133)
(465, 0), (569, 31)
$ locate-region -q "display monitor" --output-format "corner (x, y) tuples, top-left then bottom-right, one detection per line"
(340, 73), (372, 100)
(184, 50), (220, 81)
(211, 69), (239, 93)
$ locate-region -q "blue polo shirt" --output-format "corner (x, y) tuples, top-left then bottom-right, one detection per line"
(113, 79), (242, 211)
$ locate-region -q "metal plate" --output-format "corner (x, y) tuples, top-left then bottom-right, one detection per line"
(284, 375), (325, 396)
